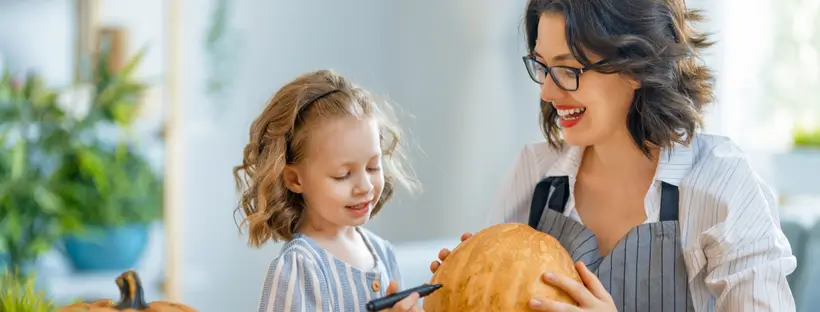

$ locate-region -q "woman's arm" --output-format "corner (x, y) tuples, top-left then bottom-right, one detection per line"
(257, 250), (333, 312)
(687, 141), (797, 312)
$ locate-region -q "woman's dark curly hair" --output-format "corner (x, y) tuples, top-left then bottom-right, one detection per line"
(525, 0), (715, 155)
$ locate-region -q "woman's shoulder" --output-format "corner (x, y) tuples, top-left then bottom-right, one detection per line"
(689, 133), (747, 162)
(506, 140), (569, 175)
(687, 133), (762, 178)
(681, 133), (777, 211)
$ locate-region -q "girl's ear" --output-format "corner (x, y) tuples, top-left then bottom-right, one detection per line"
(283, 165), (304, 193)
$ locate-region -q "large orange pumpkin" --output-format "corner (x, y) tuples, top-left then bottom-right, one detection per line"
(57, 270), (196, 312)
(423, 223), (582, 311)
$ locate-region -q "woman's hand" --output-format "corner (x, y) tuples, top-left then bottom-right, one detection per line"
(529, 261), (617, 312)
(380, 280), (424, 312)
(429, 232), (472, 273)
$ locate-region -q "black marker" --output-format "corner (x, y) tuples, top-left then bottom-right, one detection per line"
(365, 283), (442, 311)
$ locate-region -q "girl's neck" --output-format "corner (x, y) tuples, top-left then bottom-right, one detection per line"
(582, 130), (659, 179)
(296, 213), (359, 242)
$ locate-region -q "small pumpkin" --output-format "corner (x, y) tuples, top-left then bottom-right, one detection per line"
(423, 223), (582, 311)
(58, 270), (196, 312)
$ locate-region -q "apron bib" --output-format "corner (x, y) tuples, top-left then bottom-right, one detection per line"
(528, 176), (694, 312)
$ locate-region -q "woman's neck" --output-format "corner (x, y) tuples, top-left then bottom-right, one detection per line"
(582, 131), (659, 179)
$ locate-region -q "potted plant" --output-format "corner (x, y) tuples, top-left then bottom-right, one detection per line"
(792, 126), (820, 149)
(56, 38), (163, 271)
(0, 70), (85, 278)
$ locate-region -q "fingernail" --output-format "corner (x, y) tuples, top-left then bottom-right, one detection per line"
(529, 299), (543, 307)
(543, 273), (555, 280)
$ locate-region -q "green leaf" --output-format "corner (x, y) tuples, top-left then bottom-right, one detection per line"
(58, 215), (84, 233)
(28, 238), (52, 255)
(2, 211), (22, 243)
(77, 147), (109, 193)
(111, 99), (137, 126)
(32, 185), (62, 214)
(117, 45), (148, 80)
(10, 140), (26, 180)
(115, 141), (128, 162)
(0, 130), (9, 150)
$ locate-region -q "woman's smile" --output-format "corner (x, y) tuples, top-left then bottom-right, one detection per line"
(554, 104), (587, 128)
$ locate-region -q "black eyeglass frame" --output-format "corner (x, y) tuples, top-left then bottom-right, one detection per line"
(522, 55), (607, 92)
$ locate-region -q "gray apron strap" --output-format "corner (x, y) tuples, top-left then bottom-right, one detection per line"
(528, 176), (570, 228)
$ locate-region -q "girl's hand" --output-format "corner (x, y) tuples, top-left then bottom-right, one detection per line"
(380, 280), (424, 312)
(429, 232), (472, 273)
(529, 261), (617, 312)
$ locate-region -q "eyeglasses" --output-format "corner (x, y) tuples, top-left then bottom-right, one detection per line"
(522, 55), (605, 91)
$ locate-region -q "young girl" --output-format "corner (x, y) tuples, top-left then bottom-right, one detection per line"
(233, 69), (423, 312)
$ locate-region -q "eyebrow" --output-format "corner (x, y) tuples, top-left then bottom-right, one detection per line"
(533, 51), (574, 63)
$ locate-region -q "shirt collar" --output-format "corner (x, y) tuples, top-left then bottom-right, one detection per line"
(544, 141), (696, 186)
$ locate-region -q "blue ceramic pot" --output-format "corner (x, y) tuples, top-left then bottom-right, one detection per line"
(64, 223), (149, 271)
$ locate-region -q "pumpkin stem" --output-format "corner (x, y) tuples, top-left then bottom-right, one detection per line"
(113, 269), (150, 310)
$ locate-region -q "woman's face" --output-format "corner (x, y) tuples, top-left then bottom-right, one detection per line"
(534, 13), (640, 147)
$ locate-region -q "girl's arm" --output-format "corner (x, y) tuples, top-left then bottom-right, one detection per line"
(257, 250), (333, 312)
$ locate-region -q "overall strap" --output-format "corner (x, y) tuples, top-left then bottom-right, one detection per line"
(659, 181), (680, 222)
(528, 176), (570, 228)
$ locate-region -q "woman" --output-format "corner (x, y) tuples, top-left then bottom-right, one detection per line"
(430, 0), (797, 311)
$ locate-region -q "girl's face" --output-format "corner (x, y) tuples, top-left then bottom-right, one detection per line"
(284, 115), (384, 233)
(533, 13), (640, 147)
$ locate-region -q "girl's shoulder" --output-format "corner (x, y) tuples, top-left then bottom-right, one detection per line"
(271, 233), (336, 273)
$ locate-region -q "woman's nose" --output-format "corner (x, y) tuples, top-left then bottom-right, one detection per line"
(541, 76), (568, 103)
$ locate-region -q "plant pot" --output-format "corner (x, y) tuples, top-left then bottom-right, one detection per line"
(63, 223), (149, 271)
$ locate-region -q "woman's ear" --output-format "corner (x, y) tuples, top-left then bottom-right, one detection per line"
(283, 165), (304, 193)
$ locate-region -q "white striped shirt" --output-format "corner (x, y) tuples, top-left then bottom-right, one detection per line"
(257, 227), (402, 312)
(489, 133), (797, 312)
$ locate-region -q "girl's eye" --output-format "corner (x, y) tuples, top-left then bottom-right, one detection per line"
(332, 173), (350, 180)
(367, 167), (381, 172)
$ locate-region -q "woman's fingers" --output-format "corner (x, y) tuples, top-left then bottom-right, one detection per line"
(528, 299), (582, 312)
(575, 261), (611, 301)
(541, 272), (597, 306)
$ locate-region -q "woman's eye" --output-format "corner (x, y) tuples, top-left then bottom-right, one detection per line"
(560, 68), (578, 78)
(367, 167), (381, 172)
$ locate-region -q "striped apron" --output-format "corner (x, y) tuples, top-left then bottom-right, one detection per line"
(528, 176), (694, 312)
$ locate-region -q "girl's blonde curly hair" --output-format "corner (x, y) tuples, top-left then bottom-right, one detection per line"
(233, 69), (418, 247)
